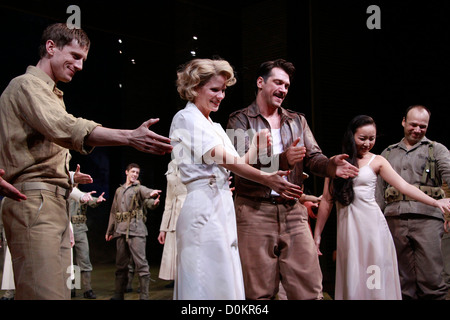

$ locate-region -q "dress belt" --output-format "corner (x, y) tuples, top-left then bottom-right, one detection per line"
(14, 181), (71, 199)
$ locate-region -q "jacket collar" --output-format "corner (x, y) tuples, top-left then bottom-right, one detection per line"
(246, 101), (295, 120)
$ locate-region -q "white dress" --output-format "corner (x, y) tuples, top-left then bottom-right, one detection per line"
(169, 102), (245, 300)
(335, 155), (402, 300)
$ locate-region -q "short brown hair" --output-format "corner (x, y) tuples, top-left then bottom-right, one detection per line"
(257, 59), (295, 82)
(126, 163), (140, 171)
(39, 23), (90, 58)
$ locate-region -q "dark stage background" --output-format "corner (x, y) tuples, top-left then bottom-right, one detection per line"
(1, 0), (449, 294)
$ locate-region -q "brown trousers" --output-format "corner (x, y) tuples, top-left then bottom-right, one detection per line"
(3, 189), (71, 300)
(235, 196), (323, 300)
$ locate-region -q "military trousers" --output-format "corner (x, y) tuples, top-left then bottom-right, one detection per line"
(2, 189), (71, 300)
(234, 195), (323, 300)
(115, 235), (150, 279)
(387, 214), (448, 299)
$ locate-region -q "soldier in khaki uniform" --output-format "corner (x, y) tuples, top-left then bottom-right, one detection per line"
(0, 23), (172, 300)
(106, 163), (161, 300)
(69, 186), (106, 299)
(376, 105), (450, 299)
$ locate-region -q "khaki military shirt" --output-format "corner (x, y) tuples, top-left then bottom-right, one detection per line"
(107, 182), (155, 237)
(0, 66), (100, 188)
(376, 137), (450, 219)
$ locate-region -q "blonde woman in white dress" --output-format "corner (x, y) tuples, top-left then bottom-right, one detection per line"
(170, 59), (303, 300)
(313, 115), (450, 300)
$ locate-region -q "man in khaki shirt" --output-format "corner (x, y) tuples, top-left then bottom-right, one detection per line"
(0, 23), (172, 300)
(106, 163), (161, 300)
(376, 105), (450, 299)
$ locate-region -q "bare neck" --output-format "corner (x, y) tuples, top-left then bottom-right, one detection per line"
(36, 58), (57, 83)
(256, 97), (281, 129)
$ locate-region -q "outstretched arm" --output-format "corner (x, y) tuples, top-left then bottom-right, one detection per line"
(328, 154), (359, 179)
(378, 156), (450, 213)
(85, 119), (173, 155)
(209, 145), (303, 200)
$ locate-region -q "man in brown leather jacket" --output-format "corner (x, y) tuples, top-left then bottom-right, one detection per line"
(227, 59), (358, 300)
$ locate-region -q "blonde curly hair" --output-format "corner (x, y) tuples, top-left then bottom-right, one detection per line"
(176, 59), (236, 102)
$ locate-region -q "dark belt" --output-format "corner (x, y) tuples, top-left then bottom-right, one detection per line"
(238, 194), (298, 206)
(14, 181), (71, 199)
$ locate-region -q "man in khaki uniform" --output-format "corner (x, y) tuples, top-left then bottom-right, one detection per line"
(69, 186), (106, 299)
(0, 23), (172, 300)
(106, 163), (161, 300)
(376, 105), (450, 299)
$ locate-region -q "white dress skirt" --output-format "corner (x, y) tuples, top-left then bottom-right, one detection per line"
(335, 155), (402, 300)
(170, 102), (245, 300)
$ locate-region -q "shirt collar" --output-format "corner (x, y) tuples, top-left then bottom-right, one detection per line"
(398, 136), (431, 150)
(26, 65), (64, 96)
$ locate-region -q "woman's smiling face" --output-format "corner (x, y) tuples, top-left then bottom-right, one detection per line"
(354, 124), (376, 158)
(194, 75), (227, 118)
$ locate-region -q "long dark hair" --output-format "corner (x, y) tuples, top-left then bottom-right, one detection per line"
(332, 115), (376, 206)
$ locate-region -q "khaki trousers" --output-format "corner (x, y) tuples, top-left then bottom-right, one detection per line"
(235, 196), (323, 300)
(2, 189), (71, 300)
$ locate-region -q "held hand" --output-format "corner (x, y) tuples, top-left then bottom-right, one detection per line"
(73, 164), (93, 185)
(267, 170), (303, 200)
(0, 169), (27, 201)
(105, 234), (113, 242)
(285, 137), (306, 167)
(130, 119), (173, 155)
(332, 154), (359, 179)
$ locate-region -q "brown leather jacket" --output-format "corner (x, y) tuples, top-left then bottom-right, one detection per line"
(226, 101), (333, 198)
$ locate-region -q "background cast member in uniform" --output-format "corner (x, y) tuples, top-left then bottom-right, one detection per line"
(106, 163), (161, 300)
(376, 105), (450, 299)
